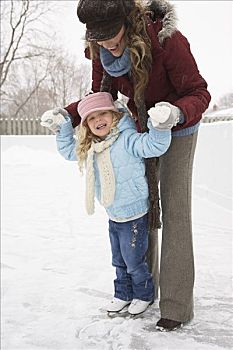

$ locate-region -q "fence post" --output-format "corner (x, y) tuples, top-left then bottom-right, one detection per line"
(21, 118), (26, 134)
(11, 118), (16, 134)
(0, 118), (4, 134)
(17, 118), (22, 135)
(31, 118), (36, 135)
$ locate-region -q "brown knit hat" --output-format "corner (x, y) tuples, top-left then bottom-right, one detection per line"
(77, 0), (135, 41)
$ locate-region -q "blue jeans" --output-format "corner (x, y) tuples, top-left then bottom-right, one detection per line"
(108, 214), (154, 302)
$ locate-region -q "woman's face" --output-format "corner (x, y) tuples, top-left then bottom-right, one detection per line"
(97, 26), (126, 57)
(86, 110), (114, 138)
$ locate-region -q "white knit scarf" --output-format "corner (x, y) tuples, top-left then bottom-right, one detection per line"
(85, 127), (119, 215)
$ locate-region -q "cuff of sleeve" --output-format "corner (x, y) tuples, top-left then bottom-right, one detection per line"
(65, 114), (74, 124)
(59, 119), (74, 136)
(147, 118), (171, 140)
(178, 112), (185, 124)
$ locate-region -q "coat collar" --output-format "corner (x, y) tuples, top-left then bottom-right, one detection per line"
(147, 0), (178, 45)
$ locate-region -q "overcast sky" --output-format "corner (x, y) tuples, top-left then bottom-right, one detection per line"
(55, 0), (233, 106)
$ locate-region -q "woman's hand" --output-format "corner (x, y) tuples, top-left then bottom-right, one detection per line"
(148, 102), (181, 130)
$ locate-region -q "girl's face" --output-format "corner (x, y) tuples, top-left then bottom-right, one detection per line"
(86, 110), (114, 138)
(97, 26), (126, 57)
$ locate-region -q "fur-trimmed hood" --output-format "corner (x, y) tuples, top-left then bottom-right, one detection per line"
(145, 0), (178, 44)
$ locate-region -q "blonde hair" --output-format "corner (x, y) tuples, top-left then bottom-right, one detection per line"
(76, 111), (122, 172)
(88, 1), (152, 103)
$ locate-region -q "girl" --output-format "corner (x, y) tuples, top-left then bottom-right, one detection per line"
(41, 91), (177, 316)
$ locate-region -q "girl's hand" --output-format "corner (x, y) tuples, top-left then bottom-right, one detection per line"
(148, 102), (180, 130)
(40, 108), (69, 133)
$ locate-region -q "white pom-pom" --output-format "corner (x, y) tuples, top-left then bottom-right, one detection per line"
(154, 106), (171, 122)
(148, 105), (171, 126)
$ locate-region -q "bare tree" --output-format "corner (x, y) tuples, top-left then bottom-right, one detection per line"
(75, 63), (92, 101)
(0, 0), (53, 92)
(218, 92), (233, 109)
(0, 0), (91, 126)
(45, 51), (91, 108)
(1, 50), (91, 119)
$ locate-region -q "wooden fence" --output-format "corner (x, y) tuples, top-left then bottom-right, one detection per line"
(0, 114), (233, 135)
(0, 117), (53, 135)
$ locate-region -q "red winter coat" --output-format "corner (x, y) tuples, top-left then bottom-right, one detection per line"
(65, 8), (211, 131)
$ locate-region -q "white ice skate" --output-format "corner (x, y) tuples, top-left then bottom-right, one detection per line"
(128, 299), (153, 315)
(106, 297), (131, 313)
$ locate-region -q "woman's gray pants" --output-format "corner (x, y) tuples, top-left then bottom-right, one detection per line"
(147, 132), (198, 322)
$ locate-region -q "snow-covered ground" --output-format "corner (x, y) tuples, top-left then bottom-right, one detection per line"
(1, 122), (233, 350)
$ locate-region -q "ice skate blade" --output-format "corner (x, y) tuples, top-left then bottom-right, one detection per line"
(107, 306), (129, 318)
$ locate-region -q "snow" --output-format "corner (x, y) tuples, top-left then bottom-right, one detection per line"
(1, 122), (233, 350)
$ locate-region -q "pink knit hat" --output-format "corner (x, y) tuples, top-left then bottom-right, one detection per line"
(78, 92), (118, 124)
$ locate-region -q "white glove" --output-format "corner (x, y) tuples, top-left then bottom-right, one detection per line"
(40, 107), (69, 133)
(148, 102), (180, 130)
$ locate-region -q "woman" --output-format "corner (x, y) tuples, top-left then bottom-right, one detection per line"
(43, 0), (211, 331)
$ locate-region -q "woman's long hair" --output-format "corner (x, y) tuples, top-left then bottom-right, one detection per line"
(88, 1), (152, 103)
(76, 111), (122, 172)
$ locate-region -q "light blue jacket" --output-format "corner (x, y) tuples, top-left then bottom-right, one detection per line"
(56, 112), (171, 221)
